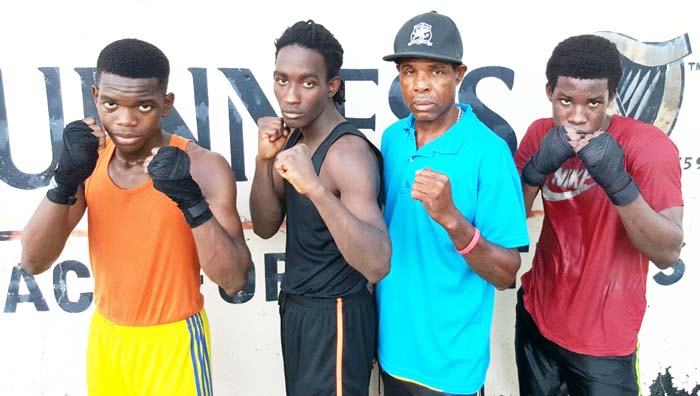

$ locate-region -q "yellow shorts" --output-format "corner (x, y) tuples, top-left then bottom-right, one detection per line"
(87, 309), (213, 396)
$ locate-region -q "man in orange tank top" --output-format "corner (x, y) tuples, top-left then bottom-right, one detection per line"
(21, 39), (251, 396)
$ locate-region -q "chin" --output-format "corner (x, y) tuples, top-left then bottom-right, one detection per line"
(113, 141), (144, 153)
(282, 118), (306, 130)
(412, 112), (438, 122)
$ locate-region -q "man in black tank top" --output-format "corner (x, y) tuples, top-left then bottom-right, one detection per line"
(250, 20), (391, 396)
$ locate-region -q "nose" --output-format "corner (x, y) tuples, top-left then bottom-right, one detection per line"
(413, 71), (430, 93)
(283, 84), (301, 105)
(567, 105), (587, 126)
(115, 108), (138, 127)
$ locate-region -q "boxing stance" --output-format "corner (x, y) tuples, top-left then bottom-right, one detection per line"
(376, 11), (529, 396)
(21, 38), (251, 396)
(514, 34), (684, 396)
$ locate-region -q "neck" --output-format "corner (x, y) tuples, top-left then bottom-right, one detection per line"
(299, 104), (345, 148)
(414, 104), (461, 148)
(113, 131), (170, 166)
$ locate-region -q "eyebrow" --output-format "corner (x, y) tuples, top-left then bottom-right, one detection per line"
(99, 95), (158, 103)
(301, 73), (320, 79)
(556, 93), (606, 102)
(274, 71), (320, 79)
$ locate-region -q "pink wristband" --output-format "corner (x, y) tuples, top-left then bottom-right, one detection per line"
(456, 227), (480, 255)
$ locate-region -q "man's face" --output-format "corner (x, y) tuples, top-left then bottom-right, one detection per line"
(273, 45), (336, 130)
(397, 58), (466, 122)
(548, 76), (611, 134)
(92, 72), (173, 154)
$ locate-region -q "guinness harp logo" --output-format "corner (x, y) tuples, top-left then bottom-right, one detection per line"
(595, 32), (692, 136)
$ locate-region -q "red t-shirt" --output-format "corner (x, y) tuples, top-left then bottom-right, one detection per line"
(515, 115), (683, 356)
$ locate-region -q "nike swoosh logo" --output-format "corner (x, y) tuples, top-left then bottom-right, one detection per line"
(542, 182), (597, 202)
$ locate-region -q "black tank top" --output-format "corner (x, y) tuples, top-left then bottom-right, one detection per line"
(281, 122), (382, 298)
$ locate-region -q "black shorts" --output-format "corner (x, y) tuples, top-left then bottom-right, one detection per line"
(380, 368), (482, 396)
(279, 288), (376, 396)
(515, 288), (640, 396)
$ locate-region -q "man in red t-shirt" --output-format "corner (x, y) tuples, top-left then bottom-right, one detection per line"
(514, 34), (684, 395)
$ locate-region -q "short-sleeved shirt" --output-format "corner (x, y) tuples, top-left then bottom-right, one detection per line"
(514, 115), (683, 356)
(376, 104), (530, 394)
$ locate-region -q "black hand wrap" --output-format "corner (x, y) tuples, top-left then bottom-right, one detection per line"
(578, 133), (640, 206)
(47, 120), (99, 205)
(521, 126), (575, 186)
(148, 146), (213, 228)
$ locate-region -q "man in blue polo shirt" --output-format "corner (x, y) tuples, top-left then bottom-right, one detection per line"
(376, 11), (530, 396)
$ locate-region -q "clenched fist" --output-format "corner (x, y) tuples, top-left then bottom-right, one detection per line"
(145, 146), (213, 228)
(47, 118), (106, 205)
(257, 117), (290, 161)
(521, 126), (576, 186)
(274, 144), (323, 197)
(411, 168), (459, 227)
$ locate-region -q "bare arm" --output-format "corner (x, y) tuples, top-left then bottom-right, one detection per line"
(250, 116), (288, 238)
(308, 137), (391, 283)
(444, 215), (521, 290)
(190, 148), (252, 296)
(274, 136), (391, 283)
(250, 157), (286, 238)
(21, 117), (105, 274)
(412, 168), (521, 290)
(520, 163), (683, 269)
(573, 131), (684, 269)
(21, 188), (87, 274)
(522, 183), (540, 216)
(616, 200), (683, 269)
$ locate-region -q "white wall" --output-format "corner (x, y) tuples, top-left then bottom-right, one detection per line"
(0, 1), (698, 395)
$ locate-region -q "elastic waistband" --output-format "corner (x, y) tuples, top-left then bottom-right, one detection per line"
(91, 308), (208, 338)
(279, 288), (373, 311)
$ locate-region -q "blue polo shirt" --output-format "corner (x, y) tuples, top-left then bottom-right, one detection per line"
(376, 104), (529, 394)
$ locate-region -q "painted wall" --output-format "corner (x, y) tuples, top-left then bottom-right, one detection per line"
(0, 1), (698, 395)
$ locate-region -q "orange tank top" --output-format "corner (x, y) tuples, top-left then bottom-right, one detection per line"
(84, 135), (203, 326)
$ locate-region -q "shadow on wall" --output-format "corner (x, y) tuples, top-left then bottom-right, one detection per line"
(649, 368), (700, 396)
(550, 367), (700, 396)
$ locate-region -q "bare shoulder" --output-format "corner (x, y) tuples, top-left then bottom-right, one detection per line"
(185, 142), (235, 195)
(324, 134), (380, 189)
(325, 134), (378, 168)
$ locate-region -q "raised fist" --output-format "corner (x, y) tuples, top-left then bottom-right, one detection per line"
(47, 118), (105, 205)
(147, 146), (213, 228)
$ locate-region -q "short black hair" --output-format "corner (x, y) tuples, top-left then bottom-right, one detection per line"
(275, 20), (345, 105)
(546, 34), (621, 96)
(96, 38), (170, 90)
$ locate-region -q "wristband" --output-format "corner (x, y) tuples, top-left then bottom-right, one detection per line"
(181, 199), (214, 228)
(46, 176), (77, 206)
(456, 227), (480, 255)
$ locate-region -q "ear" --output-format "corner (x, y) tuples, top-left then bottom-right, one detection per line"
(327, 77), (340, 98)
(91, 85), (99, 106)
(545, 83), (554, 102)
(455, 64), (468, 84)
(162, 93), (175, 117)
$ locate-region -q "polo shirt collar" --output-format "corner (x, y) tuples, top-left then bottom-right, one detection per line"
(402, 103), (473, 155)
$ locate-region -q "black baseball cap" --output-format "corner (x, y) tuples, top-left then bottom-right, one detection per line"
(383, 11), (463, 64)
